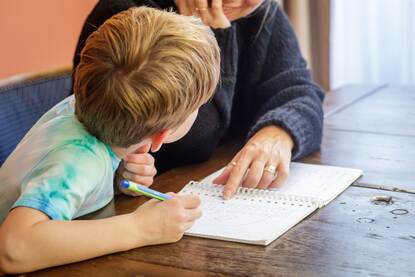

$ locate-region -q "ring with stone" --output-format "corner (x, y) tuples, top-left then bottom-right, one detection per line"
(264, 164), (277, 175)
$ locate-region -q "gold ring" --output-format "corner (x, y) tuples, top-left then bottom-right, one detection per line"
(195, 7), (208, 11)
(264, 165), (277, 175)
(229, 161), (237, 167)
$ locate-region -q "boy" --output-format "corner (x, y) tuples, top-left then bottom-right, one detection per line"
(0, 7), (220, 273)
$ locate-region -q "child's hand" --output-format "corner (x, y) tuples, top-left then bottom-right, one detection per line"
(131, 194), (202, 245)
(118, 144), (157, 197)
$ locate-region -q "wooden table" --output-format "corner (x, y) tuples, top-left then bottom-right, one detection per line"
(27, 85), (415, 277)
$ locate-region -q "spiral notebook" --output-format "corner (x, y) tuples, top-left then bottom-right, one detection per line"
(179, 162), (362, 245)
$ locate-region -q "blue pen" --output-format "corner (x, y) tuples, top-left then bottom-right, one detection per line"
(121, 180), (171, 201)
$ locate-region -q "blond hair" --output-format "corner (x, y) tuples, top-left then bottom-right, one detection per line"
(73, 7), (220, 147)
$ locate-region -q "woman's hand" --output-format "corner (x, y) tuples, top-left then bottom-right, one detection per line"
(116, 144), (157, 197)
(176, 0), (231, 29)
(213, 125), (294, 199)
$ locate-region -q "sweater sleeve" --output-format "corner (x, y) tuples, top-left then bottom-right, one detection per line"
(247, 6), (325, 160)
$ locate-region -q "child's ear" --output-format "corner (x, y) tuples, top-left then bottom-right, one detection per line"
(150, 129), (170, 153)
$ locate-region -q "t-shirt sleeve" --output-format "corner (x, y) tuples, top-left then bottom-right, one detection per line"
(12, 143), (105, 220)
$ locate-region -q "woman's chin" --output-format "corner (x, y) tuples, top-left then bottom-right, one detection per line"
(224, 7), (258, 22)
(224, 10), (239, 21)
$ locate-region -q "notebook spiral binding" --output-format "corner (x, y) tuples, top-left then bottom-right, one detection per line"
(184, 181), (324, 208)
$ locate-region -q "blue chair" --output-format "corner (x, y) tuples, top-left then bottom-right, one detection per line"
(0, 69), (72, 166)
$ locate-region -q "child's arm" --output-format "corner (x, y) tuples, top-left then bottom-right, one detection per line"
(0, 194), (201, 274)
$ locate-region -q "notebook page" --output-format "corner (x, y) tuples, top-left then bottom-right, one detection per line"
(180, 183), (316, 245)
(272, 163), (362, 204)
(198, 162), (362, 205)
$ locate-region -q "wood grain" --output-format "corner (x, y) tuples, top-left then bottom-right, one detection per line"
(325, 86), (415, 136)
(301, 128), (415, 193)
(323, 84), (386, 118)
(29, 187), (415, 277)
(23, 85), (415, 276)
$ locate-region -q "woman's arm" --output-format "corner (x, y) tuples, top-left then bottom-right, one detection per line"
(215, 3), (324, 197)
(246, 6), (325, 159)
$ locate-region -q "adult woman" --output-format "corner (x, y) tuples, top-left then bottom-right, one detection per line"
(73, 0), (324, 199)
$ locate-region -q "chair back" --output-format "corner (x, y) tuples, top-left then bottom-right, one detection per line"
(0, 69), (72, 165)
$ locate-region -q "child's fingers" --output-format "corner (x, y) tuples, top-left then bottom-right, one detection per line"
(178, 195), (201, 209)
(166, 192), (177, 197)
(123, 163), (157, 177)
(184, 207), (202, 222)
(182, 221), (196, 231)
(124, 153), (154, 165)
(141, 198), (159, 207)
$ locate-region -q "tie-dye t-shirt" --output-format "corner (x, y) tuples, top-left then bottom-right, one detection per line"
(0, 95), (121, 223)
